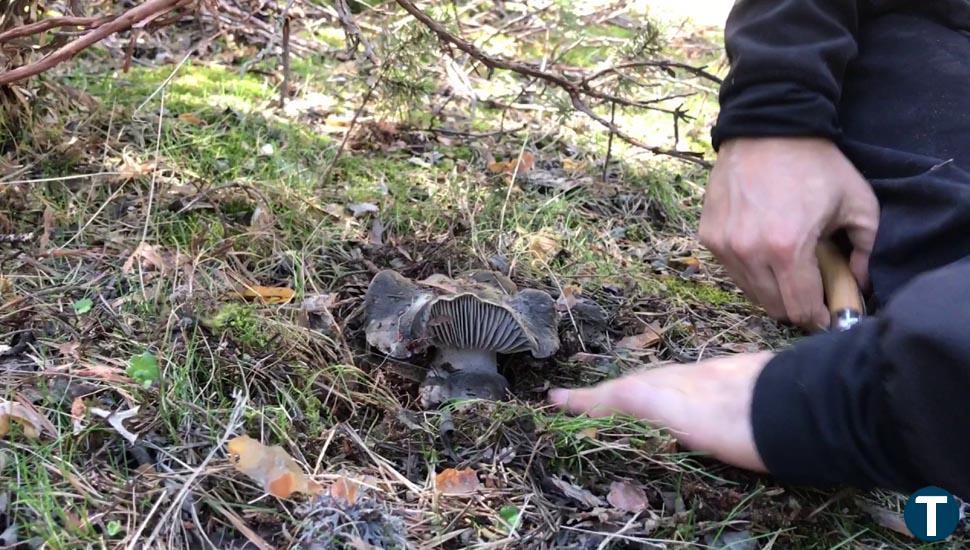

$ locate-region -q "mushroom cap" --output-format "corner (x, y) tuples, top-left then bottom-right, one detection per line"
(363, 269), (559, 360)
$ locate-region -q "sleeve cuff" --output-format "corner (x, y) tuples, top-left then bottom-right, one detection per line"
(751, 320), (921, 492)
(711, 82), (842, 150)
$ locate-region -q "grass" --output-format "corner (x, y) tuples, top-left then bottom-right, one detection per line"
(0, 2), (957, 548)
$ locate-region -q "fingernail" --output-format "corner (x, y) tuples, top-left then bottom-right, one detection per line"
(548, 388), (569, 406)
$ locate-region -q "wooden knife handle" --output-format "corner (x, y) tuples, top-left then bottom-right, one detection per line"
(816, 240), (864, 331)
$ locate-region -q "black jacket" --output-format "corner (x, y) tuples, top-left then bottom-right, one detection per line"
(709, 0), (970, 502)
(712, 0), (970, 150)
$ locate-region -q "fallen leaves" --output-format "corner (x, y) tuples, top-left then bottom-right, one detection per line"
(434, 468), (480, 496)
(232, 285), (295, 305)
(615, 322), (664, 352)
(607, 481), (649, 513)
(488, 151), (535, 175)
(330, 476), (362, 505)
(122, 242), (169, 274)
(0, 399), (56, 439)
(89, 406), (141, 444)
(548, 476), (604, 508)
(227, 435), (322, 498)
(178, 112), (206, 126)
(525, 230), (562, 267)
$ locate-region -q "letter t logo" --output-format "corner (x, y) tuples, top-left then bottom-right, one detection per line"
(915, 495), (949, 537)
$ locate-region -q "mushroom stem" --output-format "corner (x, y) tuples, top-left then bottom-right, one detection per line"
(433, 347), (499, 373)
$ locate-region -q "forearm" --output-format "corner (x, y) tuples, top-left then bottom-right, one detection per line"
(712, 0), (864, 149)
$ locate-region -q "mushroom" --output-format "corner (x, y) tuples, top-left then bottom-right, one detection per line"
(363, 269), (559, 407)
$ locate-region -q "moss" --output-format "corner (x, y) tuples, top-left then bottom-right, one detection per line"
(641, 275), (742, 307)
(204, 303), (269, 348)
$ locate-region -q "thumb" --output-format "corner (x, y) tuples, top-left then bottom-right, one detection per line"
(548, 385), (616, 418)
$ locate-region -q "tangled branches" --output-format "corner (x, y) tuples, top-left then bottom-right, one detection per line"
(392, 0), (717, 167)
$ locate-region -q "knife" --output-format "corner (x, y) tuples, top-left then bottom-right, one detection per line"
(816, 240), (865, 332)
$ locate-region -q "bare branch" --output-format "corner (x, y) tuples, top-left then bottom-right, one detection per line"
(0, 0), (187, 87)
(0, 16), (114, 44)
(392, 0), (710, 166)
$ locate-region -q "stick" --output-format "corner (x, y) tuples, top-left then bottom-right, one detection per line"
(0, 16), (113, 43)
(0, 0), (184, 86)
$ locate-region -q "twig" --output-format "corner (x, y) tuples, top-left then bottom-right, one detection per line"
(280, 13), (291, 107)
(0, 0), (185, 86)
(318, 64), (387, 186)
(603, 100), (616, 182)
(391, 0), (710, 167)
(0, 15), (113, 43)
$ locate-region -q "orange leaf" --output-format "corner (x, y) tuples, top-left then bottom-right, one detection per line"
(232, 285), (295, 305)
(487, 152), (535, 175)
(330, 476), (361, 505)
(435, 468), (480, 495)
(178, 112), (206, 126)
(227, 435), (321, 499)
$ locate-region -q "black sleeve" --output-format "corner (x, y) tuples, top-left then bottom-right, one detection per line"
(711, 0), (865, 150)
(751, 257), (970, 501)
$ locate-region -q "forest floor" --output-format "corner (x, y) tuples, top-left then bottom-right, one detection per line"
(0, 1), (958, 548)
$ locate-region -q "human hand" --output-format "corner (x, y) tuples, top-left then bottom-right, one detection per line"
(699, 137), (879, 330)
(548, 352), (774, 472)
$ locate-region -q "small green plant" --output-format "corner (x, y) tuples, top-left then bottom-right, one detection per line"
(105, 520), (122, 537)
(73, 298), (93, 315)
(127, 351), (161, 388)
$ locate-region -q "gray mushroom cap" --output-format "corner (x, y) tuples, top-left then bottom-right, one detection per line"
(363, 269), (559, 360)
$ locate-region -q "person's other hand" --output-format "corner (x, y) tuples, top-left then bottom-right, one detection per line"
(548, 352), (773, 472)
(699, 137), (879, 330)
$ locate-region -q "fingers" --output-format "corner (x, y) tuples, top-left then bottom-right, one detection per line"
(774, 247), (830, 330)
(547, 384), (618, 418)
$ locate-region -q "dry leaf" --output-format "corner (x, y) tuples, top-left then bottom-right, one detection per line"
(330, 476), (361, 505)
(89, 406), (140, 444)
(58, 341), (81, 360)
(0, 399), (56, 439)
(562, 158), (589, 172)
(368, 218), (384, 246)
(70, 397), (86, 435)
(526, 231), (561, 266)
(347, 203), (379, 218)
(555, 285), (582, 312)
(857, 500), (913, 538)
(615, 322), (664, 351)
(549, 476), (604, 508)
(118, 155), (156, 181)
(40, 206), (54, 249)
(0, 276), (11, 297)
(74, 364), (131, 383)
(302, 293), (337, 333)
(122, 242), (170, 274)
(435, 468), (480, 495)
(250, 205), (275, 232)
(607, 481), (649, 513)
(228, 435), (322, 498)
(232, 285), (295, 305)
(488, 151), (535, 175)
(178, 112), (206, 126)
